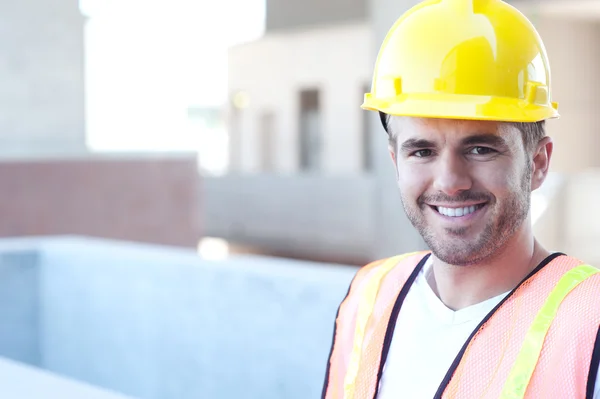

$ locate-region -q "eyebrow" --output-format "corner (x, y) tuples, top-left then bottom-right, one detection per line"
(460, 134), (508, 148)
(399, 134), (509, 153)
(400, 138), (436, 153)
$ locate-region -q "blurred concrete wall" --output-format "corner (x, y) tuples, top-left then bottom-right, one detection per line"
(0, 155), (201, 248)
(523, 15), (600, 173)
(0, 0), (87, 156)
(0, 237), (355, 399)
(266, 0), (367, 31)
(530, 169), (600, 267)
(0, 357), (134, 399)
(535, 169), (600, 265)
(0, 250), (40, 366)
(563, 170), (600, 264)
(204, 175), (377, 265)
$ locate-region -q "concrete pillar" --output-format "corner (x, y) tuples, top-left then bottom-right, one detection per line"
(368, 0), (427, 259)
(0, 0), (87, 157)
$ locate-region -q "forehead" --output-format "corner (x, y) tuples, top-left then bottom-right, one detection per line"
(389, 116), (518, 142)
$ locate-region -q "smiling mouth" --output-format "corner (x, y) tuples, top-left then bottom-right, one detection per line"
(432, 203), (486, 217)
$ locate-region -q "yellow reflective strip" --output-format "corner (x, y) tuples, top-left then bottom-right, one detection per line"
(343, 252), (420, 399)
(499, 264), (599, 399)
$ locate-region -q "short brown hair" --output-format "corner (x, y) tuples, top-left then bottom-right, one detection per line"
(510, 121), (546, 153)
(380, 112), (546, 153)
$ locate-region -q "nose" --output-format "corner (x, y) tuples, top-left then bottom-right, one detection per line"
(432, 152), (473, 196)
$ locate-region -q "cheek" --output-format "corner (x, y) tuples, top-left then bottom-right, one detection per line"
(472, 163), (521, 195)
(398, 164), (430, 196)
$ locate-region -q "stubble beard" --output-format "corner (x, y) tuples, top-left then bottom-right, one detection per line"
(400, 166), (532, 266)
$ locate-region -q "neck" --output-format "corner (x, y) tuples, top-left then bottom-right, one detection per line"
(427, 223), (551, 311)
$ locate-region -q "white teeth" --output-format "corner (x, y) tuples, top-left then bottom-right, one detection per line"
(438, 205), (480, 217)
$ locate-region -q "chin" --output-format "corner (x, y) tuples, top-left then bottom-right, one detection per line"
(432, 251), (483, 267)
(426, 236), (490, 266)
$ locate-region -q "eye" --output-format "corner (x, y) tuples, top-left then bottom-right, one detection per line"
(469, 146), (496, 155)
(412, 149), (433, 158)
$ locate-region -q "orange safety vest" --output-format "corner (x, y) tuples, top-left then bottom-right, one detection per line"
(321, 252), (600, 399)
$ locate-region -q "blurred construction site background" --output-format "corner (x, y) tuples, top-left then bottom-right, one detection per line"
(0, 0), (598, 398)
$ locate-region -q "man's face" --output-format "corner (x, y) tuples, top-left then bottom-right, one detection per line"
(389, 117), (537, 266)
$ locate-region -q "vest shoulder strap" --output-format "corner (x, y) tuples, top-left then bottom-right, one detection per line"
(322, 251), (430, 399)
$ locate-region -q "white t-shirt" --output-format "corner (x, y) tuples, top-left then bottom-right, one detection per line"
(377, 257), (600, 399)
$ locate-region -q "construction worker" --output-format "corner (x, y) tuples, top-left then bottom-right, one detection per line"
(321, 0), (600, 398)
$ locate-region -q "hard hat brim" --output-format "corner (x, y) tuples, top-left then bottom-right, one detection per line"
(362, 93), (559, 123)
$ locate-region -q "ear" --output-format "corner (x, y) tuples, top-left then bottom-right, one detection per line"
(531, 136), (553, 191)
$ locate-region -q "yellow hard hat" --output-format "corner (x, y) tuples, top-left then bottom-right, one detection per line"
(362, 0), (559, 122)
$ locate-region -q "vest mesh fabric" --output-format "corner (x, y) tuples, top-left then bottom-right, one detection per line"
(323, 253), (600, 399)
(443, 255), (600, 398)
(325, 258), (388, 398)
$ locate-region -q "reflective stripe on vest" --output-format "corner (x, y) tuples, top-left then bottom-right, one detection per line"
(324, 253), (600, 399)
(499, 264), (599, 399)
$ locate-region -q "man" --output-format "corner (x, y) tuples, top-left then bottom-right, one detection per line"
(321, 0), (600, 398)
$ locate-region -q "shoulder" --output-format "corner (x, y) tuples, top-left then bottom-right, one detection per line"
(332, 250), (430, 342)
(355, 251), (431, 282)
(344, 250), (431, 303)
(534, 255), (600, 328)
(560, 258), (600, 316)
(548, 255), (600, 298)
